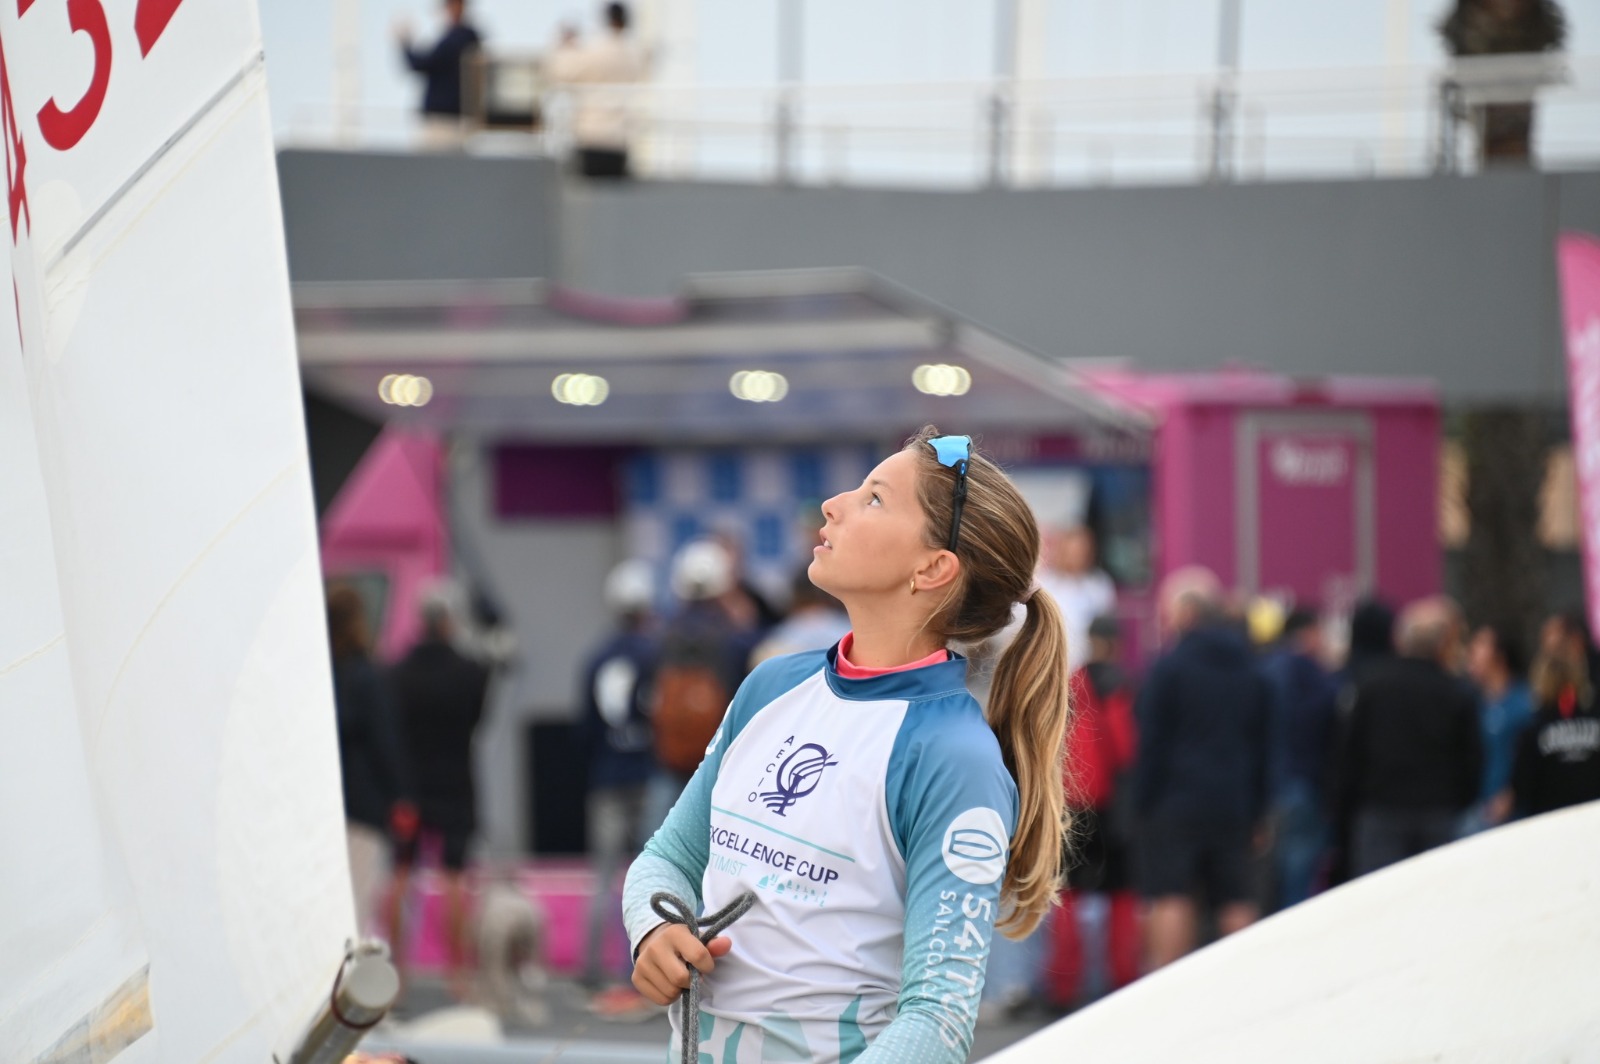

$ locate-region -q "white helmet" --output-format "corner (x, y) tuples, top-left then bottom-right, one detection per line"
(604, 559), (655, 615)
(670, 539), (734, 601)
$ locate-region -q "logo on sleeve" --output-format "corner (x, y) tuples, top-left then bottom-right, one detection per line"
(941, 807), (1008, 884)
(759, 742), (838, 816)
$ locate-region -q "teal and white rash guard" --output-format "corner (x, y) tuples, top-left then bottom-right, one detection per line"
(622, 645), (1019, 1063)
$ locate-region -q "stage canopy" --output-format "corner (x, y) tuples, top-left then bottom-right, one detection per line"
(294, 268), (1149, 444)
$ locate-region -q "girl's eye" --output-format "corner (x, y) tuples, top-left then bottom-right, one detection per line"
(869, 493), (883, 508)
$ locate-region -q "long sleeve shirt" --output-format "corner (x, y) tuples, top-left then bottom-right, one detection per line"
(622, 647), (1018, 1063)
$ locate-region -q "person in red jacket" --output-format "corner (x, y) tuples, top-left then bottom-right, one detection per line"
(1045, 614), (1140, 1009)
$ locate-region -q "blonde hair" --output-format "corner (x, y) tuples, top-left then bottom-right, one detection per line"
(905, 428), (1071, 938)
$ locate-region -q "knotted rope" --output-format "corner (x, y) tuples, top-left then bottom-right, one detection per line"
(650, 891), (756, 1064)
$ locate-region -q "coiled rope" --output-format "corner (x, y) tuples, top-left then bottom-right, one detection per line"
(650, 890), (756, 1064)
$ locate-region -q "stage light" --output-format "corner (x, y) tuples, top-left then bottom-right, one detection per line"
(730, 370), (788, 403)
(912, 363), (971, 397)
(552, 372), (609, 406)
(379, 373), (433, 407)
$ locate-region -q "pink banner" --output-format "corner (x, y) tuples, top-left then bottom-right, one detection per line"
(1558, 232), (1600, 640)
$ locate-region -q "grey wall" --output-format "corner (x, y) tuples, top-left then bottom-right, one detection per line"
(276, 148), (1600, 402)
(556, 172), (1600, 404)
(450, 442), (620, 858)
(278, 149), (561, 282)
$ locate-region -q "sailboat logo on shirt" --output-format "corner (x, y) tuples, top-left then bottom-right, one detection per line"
(761, 742), (838, 816)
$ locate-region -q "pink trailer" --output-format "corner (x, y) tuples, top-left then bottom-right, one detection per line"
(1086, 368), (1441, 616)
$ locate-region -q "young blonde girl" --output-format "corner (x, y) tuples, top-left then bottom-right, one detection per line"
(623, 428), (1072, 1062)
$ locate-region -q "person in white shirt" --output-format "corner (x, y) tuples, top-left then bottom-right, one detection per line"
(547, 2), (648, 178)
(1036, 525), (1116, 673)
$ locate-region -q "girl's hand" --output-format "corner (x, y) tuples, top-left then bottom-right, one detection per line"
(631, 924), (733, 1005)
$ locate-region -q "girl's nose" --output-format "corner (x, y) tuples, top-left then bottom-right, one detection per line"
(820, 493), (842, 524)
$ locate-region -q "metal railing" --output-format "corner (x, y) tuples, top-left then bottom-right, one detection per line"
(280, 53), (1600, 188)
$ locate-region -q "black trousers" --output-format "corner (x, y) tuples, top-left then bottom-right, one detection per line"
(576, 148), (630, 179)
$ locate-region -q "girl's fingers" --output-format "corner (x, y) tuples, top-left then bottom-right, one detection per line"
(633, 966), (678, 1005)
(678, 938), (715, 975)
(706, 935), (732, 958)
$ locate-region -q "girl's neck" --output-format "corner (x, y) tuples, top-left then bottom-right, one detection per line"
(1481, 669), (1509, 699)
(841, 598), (945, 669)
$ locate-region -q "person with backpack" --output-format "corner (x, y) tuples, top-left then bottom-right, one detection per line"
(622, 429), (1075, 1063)
(642, 539), (760, 838)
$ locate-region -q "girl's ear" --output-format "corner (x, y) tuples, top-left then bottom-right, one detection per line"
(913, 549), (961, 593)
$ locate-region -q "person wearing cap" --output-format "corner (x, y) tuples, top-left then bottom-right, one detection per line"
(385, 582), (490, 995)
(576, 559), (663, 1014)
(640, 540), (762, 835)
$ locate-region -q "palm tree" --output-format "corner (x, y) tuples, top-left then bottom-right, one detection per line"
(1439, 0), (1567, 162)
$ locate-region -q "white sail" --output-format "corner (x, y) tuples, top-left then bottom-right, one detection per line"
(2, 2), (353, 1060)
(986, 802), (1600, 1064)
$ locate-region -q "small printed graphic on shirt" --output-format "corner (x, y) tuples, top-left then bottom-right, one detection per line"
(941, 807), (1008, 885)
(760, 742), (838, 816)
(925, 888), (996, 1049)
(755, 873), (830, 907)
(746, 735), (838, 816)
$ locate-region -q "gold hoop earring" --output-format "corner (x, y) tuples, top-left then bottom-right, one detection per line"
(908, 578), (917, 595)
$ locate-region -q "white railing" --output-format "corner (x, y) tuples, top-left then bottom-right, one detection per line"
(279, 53), (1600, 188)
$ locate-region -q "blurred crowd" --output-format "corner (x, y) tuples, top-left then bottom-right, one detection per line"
(322, 522), (1600, 1023)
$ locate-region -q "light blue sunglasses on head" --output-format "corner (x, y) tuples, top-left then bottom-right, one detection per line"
(927, 434), (971, 551)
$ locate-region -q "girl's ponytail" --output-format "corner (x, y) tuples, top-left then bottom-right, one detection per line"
(986, 587), (1071, 938)
(905, 426), (1075, 941)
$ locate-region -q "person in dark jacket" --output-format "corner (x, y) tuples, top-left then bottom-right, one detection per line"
(1343, 597), (1482, 876)
(386, 584), (489, 990)
(1261, 607), (1338, 909)
(1135, 567), (1272, 970)
(396, 0), (482, 136)
(328, 582), (415, 939)
(1512, 646), (1600, 816)
(578, 560), (661, 1011)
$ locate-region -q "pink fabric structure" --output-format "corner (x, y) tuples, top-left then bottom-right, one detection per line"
(320, 429), (449, 661)
(1558, 231), (1600, 641)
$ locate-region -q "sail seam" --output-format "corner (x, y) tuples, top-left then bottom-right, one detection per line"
(92, 459), (300, 751)
(0, 633), (65, 678)
(50, 50), (267, 270)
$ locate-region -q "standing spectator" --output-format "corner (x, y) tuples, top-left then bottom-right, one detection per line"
(327, 583), (415, 940)
(1460, 623), (1535, 834)
(643, 539), (759, 834)
(1511, 650), (1600, 815)
(1327, 597), (1396, 887)
(1036, 525), (1117, 673)
(1261, 607), (1338, 909)
(1134, 567), (1272, 970)
(748, 567), (851, 667)
(1343, 598), (1483, 877)
(548, 2), (648, 178)
(1045, 614), (1140, 1008)
(1540, 610), (1600, 683)
(386, 584), (489, 994)
(395, 0), (483, 147)
(577, 560), (660, 1014)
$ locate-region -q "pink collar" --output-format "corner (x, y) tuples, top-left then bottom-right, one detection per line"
(834, 632), (951, 679)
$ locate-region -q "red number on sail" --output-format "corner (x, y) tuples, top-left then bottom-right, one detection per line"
(0, 33), (28, 242)
(35, 0), (112, 151)
(134, 0), (186, 57)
